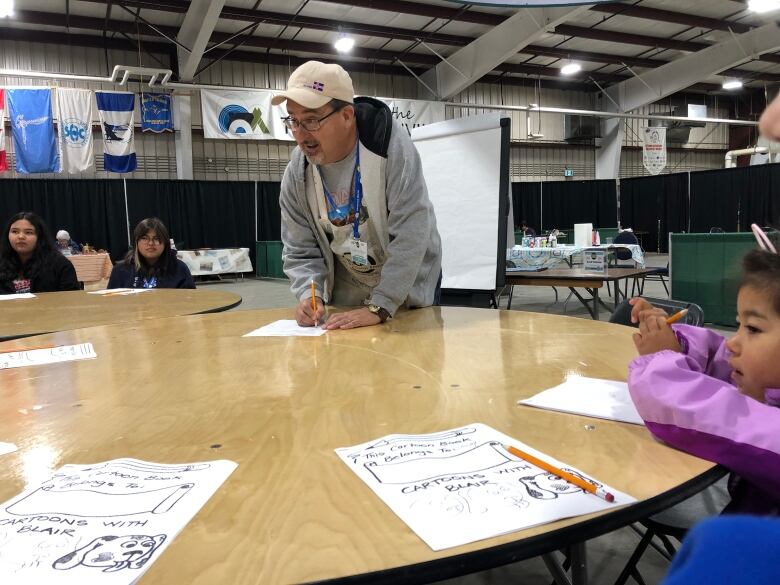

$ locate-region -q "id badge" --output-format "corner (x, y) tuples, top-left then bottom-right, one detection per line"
(349, 238), (369, 266)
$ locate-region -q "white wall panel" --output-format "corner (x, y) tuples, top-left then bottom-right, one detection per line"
(0, 40), (735, 182)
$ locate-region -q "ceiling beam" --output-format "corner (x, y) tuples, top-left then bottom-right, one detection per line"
(590, 3), (752, 34)
(313, 0), (504, 26)
(421, 5), (589, 99)
(176, 0), (225, 81)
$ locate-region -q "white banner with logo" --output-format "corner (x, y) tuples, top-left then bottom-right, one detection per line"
(56, 88), (94, 173)
(380, 98), (446, 135)
(200, 89), (292, 140)
(642, 126), (667, 175)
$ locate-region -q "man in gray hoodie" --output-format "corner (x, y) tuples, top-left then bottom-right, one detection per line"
(273, 61), (442, 330)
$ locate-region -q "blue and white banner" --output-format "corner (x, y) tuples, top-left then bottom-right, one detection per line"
(7, 88), (60, 174)
(96, 91), (137, 173)
(140, 92), (173, 133)
(56, 88), (94, 173)
(200, 89), (292, 140)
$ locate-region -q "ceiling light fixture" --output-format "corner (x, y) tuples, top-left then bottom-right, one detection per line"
(0, 0), (14, 18)
(748, 0), (780, 13)
(722, 79), (743, 90)
(560, 62), (582, 76)
(334, 35), (355, 53)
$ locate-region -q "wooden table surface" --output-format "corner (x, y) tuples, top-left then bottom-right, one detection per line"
(0, 307), (719, 584)
(0, 289), (242, 340)
(506, 267), (655, 288)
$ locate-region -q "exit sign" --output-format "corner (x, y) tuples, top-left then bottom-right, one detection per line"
(564, 168), (574, 177)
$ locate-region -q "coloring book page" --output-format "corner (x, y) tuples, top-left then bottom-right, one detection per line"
(0, 458), (237, 584)
(518, 376), (643, 425)
(336, 423), (635, 551)
(0, 293), (35, 301)
(0, 344), (97, 370)
(0, 443), (18, 457)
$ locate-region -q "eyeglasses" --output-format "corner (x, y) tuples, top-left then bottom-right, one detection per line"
(281, 108), (340, 134)
(138, 236), (163, 244)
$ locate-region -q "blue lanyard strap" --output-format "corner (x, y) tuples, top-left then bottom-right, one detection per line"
(318, 138), (363, 240)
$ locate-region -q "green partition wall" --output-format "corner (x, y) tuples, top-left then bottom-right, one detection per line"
(670, 233), (758, 326)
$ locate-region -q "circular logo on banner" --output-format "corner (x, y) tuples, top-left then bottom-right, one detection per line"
(217, 104), (270, 136)
(62, 118), (89, 147)
(445, 0), (619, 5)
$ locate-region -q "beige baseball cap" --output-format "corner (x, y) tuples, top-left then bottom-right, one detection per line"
(271, 61), (354, 110)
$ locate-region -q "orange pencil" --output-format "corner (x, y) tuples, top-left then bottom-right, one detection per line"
(504, 444), (615, 503)
(665, 308), (688, 325)
(311, 280), (318, 327)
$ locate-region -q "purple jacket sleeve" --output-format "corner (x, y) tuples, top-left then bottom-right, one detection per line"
(628, 325), (780, 502)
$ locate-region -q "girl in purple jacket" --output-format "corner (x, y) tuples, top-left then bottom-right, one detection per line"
(628, 228), (780, 515)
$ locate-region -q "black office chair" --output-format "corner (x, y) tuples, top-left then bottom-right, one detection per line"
(636, 262), (669, 297)
(607, 230), (642, 298)
(609, 297), (703, 327)
(709, 227), (724, 234)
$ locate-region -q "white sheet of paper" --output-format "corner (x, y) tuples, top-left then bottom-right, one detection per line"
(0, 343), (97, 370)
(336, 423), (635, 551)
(518, 376), (643, 425)
(87, 289), (151, 296)
(0, 442), (18, 456)
(243, 319), (326, 337)
(0, 458), (237, 585)
(0, 293), (36, 301)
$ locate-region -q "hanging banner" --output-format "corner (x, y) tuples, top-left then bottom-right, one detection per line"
(56, 87), (94, 173)
(642, 126), (667, 175)
(96, 91), (137, 173)
(0, 89), (7, 173)
(379, 98), (446, 136)
(140, 92), (174, 133)
(446, 1), (619, 5)
(200, 89), (292, 140)
(7, 88), (60, 174)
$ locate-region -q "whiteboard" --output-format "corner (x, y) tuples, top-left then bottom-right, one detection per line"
(412, 113), (508, 290)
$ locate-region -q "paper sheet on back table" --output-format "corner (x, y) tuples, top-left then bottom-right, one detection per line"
(336, 423), (635, 551)
(0, 458), (237, 585)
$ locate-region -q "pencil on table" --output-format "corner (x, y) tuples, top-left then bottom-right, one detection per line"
(665, 308), (688, 325)
(504, 443), (615, 503)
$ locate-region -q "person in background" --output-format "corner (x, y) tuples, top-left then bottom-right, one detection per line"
(274, 60), (441, 330)
(0, 211), (80, 294)
(108, 218), (195, 289)
(520, 221), (536, 237)
(628, 229), (780, 515)
(56, 229), (82, 256)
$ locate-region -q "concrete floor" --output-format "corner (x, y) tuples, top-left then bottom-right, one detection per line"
(201, 253), (729, 585)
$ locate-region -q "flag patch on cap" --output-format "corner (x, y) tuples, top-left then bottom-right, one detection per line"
(304, 81), (325, 92)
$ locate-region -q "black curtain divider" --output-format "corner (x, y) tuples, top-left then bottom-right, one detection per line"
(511, 182), (541, 233)
(542, 179), (617, 231)
(125, 179), (256, 265)
(256, 182), (282, 241)
(0, 179), (128, 259)
(689, 168), (742, 234)
(620, 172), (688, 254)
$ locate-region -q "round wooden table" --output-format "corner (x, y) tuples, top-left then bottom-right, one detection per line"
(0, 307), (720, 584)
(0, 289), (242, 340)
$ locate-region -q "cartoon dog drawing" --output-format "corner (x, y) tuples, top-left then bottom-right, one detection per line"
(519, 470), (600, 499)
(53, 534), (166, 572)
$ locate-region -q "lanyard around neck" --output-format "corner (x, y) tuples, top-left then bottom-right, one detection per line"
(317, 137), (363, 240)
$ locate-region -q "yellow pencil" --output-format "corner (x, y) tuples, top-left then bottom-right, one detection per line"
(504, 444), (615, 502)
(311, 280), (318, 327)
(665, 308), (688, 325)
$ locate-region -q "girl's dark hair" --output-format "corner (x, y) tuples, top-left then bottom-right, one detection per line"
(0, 211), (60, 283)
(741, 248), (780, 314)
(123, 217), (177, 277)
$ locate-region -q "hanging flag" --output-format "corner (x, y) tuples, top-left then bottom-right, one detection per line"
(642, 127), (667, 176)
(96, 91), (137, 173)
(140, 92), (173, 133)
(56, 88), (94, 173)
(7, 88), (60, 174)
(0, 89), (7, 173)
(200, 89), (292, 140)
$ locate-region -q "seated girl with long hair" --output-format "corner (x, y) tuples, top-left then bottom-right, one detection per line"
(0, 211), (80, 294)
(108, 218), (195, 290)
